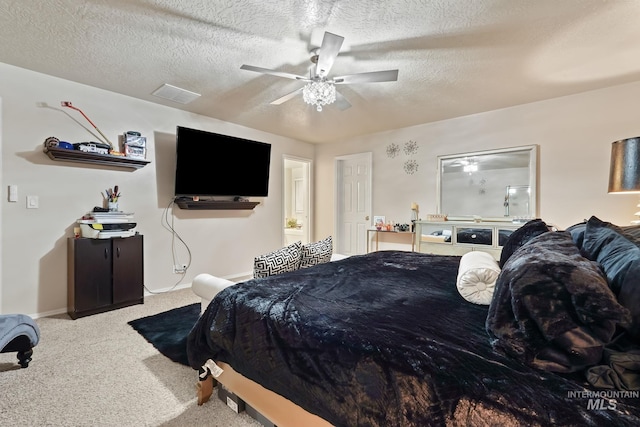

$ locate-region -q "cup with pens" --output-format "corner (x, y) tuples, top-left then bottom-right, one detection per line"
(106, 186), (121, 212)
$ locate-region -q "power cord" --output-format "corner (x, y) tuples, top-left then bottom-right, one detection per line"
(144, 197), (192, 294)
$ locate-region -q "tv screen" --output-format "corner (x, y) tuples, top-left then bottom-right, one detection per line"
(174, 126), (271, 197)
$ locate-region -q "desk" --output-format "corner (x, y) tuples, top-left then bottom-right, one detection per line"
(367, 229), (415, 252)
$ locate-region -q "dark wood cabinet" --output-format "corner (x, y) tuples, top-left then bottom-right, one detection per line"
(68, 235), (144, 319)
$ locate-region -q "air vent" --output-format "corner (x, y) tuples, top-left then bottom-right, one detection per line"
(151, 84), (201, 104)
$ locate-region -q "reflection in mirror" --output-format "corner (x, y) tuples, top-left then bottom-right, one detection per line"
(437, 145), (538, 220)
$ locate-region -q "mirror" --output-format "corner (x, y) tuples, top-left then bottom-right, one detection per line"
(437, 145), (538, 221)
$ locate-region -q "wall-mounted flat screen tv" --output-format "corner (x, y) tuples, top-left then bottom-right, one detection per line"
(174, 126), (272, 197)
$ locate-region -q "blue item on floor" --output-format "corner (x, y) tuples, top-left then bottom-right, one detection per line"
(0, 314), (40, 368)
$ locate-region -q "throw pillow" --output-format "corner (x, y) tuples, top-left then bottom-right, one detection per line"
(621, 225), (640, 246)
(456, 251), (500, 305)
(498, 218), (550, 268)
(565, 221), (587, 249)
(584, 215), (640, 247)
(581, 217), (640, 294)
(300, 236), (333, 268)
(618, 259), (640, 341)
(253, 241), (302, 279)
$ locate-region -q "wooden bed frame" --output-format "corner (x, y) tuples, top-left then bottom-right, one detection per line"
(197, 361), (332, 427)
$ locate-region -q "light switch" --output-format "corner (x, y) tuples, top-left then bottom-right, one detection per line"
(8, 185), (18, 202)
(26, 195), (39, 209)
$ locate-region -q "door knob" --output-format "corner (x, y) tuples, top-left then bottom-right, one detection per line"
(365, 215), (370, 220)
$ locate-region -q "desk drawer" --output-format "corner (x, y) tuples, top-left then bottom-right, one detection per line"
(456, 227), (492, 245)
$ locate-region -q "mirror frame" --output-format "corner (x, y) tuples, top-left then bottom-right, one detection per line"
(436, 145), (538, 221)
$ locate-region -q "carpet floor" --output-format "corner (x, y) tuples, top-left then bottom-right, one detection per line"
(0, 288), (260, 427)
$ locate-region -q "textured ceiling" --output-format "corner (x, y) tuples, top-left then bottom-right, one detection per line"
(1, 0), (640, 144)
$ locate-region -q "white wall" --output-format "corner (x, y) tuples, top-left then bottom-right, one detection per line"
(0, 63), (314, 316)
(315, 81), (640, 249)
(4, 60), (640, 315)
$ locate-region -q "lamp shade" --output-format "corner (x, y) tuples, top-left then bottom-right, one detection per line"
(608, 137), (640, 193)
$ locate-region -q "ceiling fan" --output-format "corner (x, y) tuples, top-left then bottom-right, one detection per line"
(240, 31), (399, 111)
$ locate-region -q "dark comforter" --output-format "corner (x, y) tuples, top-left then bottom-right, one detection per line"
(187, 251), (640, 427)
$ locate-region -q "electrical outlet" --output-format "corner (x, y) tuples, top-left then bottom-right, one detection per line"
(172, 264), (187, 274)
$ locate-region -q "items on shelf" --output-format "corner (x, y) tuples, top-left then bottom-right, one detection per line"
(60, 101), (116, 150)
(77, 208), (136, 239)
(105, 185), (121, 211)
(42, 132), (147, 160)
(119, 130), (147, 159)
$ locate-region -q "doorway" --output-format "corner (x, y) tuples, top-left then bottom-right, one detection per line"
(283, 156), (312, 246)
(334, 152), (372, 255)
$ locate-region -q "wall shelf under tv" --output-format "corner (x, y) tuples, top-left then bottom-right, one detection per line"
(45, 147), (150, 170)
(175, 199), (260, 210)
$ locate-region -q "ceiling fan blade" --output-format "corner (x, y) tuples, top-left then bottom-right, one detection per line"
(240, 64), (309, 81)
(333, 69), (399, 84)
(334, 91), (352, 111)
(315, 32), (344, 77)
(270, 87), (303, 105)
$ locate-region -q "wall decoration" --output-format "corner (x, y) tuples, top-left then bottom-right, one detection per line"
(387, 139), (420, 174)
(386, 143), (400, 158)
(404, 159), (418, 175)
(404, 140), (418, 156)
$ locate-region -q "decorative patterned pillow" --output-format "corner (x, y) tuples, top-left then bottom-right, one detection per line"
(253, 241), (302, 278)
(300, 236), (333, 268)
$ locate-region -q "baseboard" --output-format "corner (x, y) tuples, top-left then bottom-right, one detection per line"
(32, 275), (250, 320)
(31, 307), (68, 320)
(223, 271), (253, 282)
(144, 282), (193, 296)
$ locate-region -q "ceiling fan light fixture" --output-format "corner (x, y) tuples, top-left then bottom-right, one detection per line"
(302, 81), (336, 111)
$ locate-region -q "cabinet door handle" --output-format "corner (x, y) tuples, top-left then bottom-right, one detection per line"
(116, 246), (121, 258)
(104, 248), (109, 259)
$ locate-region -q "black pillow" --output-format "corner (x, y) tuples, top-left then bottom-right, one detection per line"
(498, 218), (549, 268)
(580, 217), (640, 343)
(618, 259), (640, 341)
(565, 221), (587, 249)
(584, 215), (640, 247)
(620, 225), (640, 246)
(581, 217), (640, 294)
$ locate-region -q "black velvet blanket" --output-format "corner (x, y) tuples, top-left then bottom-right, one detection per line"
(187, 251), (640, 426)
(487, 232), (630, 373)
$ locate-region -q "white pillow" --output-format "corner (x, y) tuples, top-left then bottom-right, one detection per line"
(253, 241), (302, 278)
(456, 251), (501, 305)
